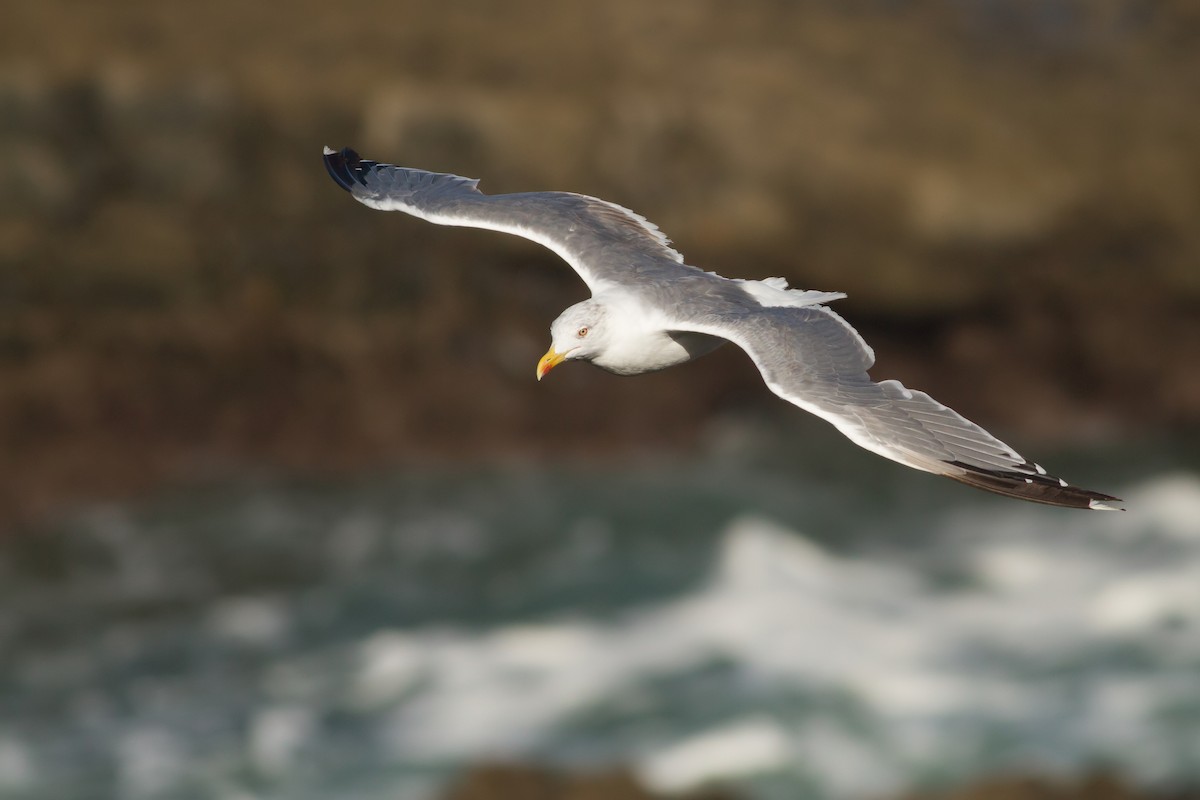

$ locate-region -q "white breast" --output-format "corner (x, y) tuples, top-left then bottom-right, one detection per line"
(592, 302), (725, 375)
(590, 330), (696, 375)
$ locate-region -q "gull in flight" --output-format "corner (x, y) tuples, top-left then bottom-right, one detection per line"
(324, 147), (1122, 510)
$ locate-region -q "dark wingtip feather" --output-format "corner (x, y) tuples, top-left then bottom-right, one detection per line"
(323, 146), (365, 192)
(944, 461), (1124, 510)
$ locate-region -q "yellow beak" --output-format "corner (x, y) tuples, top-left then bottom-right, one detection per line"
(536, 346), (566, 381)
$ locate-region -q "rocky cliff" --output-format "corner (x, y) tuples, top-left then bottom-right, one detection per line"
(2, 0), (1198, 525)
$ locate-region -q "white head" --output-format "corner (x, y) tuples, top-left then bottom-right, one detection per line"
(536, 299), (610, 380)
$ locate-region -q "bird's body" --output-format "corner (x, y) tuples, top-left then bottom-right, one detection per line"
(323, 146), (1122, 511)
(556, 293), (716, 375)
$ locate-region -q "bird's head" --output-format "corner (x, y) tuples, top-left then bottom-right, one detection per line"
(537, 300), (609, 380)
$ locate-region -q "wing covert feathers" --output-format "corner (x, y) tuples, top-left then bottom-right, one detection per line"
(322, 146), (692, 292)
(673, 307), (1123, 510)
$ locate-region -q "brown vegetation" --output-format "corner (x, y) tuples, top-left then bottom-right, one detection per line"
(435, 764), (1198, 800)
(439, 763), (738, 800)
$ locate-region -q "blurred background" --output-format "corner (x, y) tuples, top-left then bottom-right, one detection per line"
(1, 1), (1199, 798)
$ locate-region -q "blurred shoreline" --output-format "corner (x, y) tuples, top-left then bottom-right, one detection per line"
(3, 0), (1200, 527)
(435, 764), (1198, 800)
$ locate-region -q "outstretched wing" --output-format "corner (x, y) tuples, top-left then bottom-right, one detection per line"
(323, 147), (693, 294)
(672, 304), (1123, 510)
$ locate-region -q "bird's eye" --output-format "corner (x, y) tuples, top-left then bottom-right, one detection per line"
(577, 326), (589, 338)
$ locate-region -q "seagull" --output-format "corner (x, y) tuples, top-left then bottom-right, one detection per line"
(323, 146), (1122, 510)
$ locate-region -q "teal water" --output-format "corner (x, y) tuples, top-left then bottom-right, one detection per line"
(1, 423), (1198, 800)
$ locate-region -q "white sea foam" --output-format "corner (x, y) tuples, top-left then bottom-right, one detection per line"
(352, 631), (429, 709)
(1091, 569), (1200, 632)
(206, 594), (291, 646)
(640, 716), (792, 791)
(5, 468), (1199, 800)
(117, 727), (187, 799)
(1124, 472), (1200, 540)
(249, 705), (317, 776)
(353, 472), (1200, 795)
(790, 723), (904, 798)
(0, 737), (32, 790)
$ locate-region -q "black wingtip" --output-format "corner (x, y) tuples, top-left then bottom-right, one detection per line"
(946, 461), (1124, 510)
(323, 146), (365, 192)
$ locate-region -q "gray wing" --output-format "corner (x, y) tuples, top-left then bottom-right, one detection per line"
(324, 147), (693, 295)
(673, 304), (1123, 510)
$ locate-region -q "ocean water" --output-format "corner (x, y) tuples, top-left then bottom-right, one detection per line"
(1, 423), (1198, 800)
